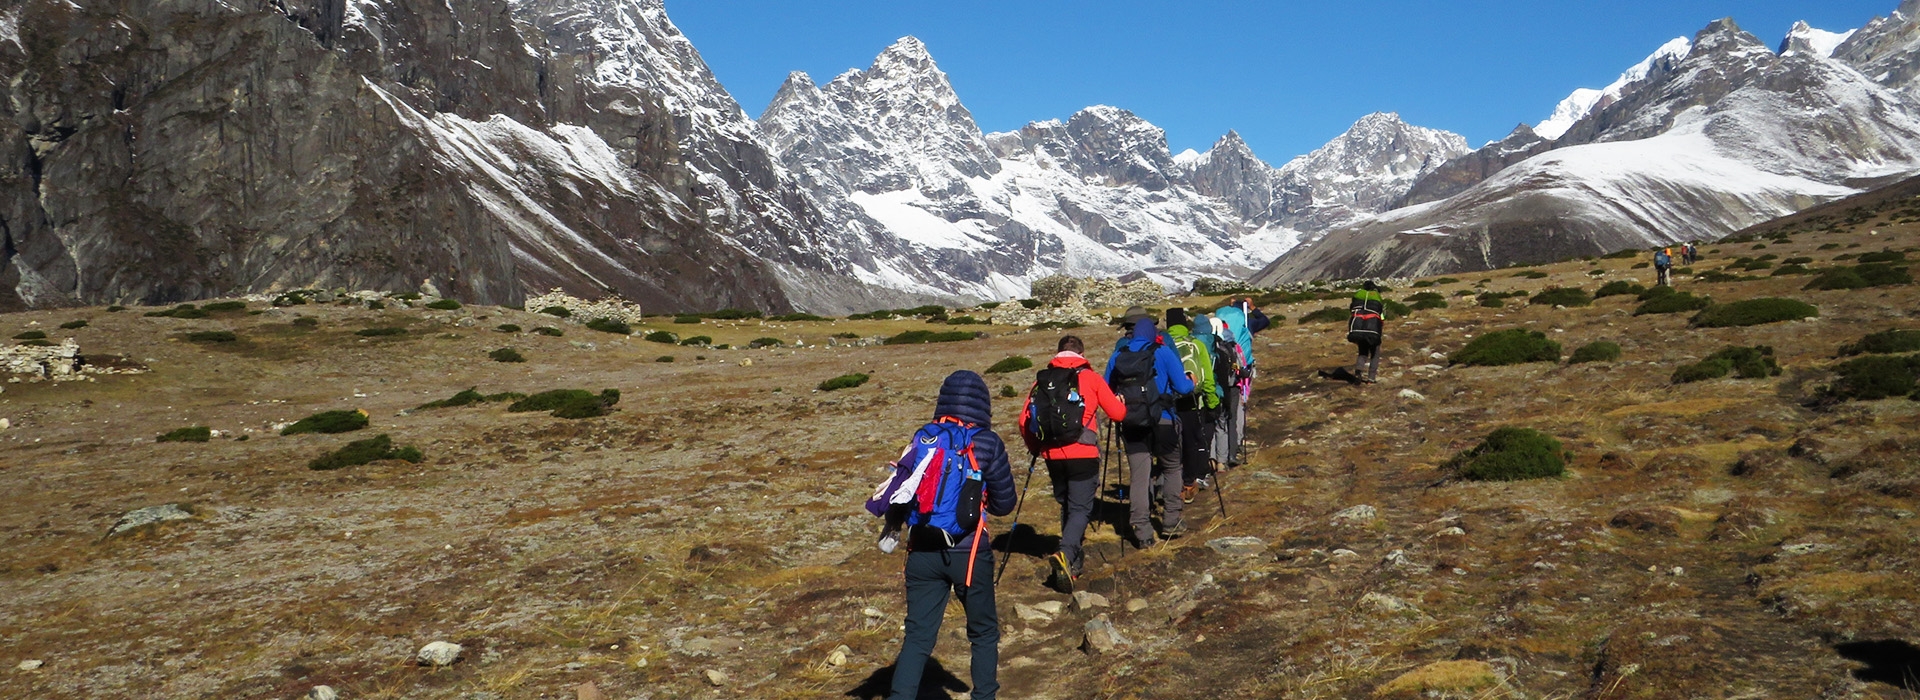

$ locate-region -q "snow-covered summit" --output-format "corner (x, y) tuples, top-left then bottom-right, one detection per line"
(1535, 37), (1692, 140)
(1781, 21), (1856, 58)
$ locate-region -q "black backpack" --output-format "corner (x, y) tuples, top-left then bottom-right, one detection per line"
(1347, 309), (1383, 345)
(1025, 367), (1086, 449)
(1110, 342), (1165, 428)
(1212, 336), (1241, 388)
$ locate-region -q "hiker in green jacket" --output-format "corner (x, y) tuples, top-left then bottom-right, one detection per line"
(1348, 282), (1385, 383)
(1164, 309), (1217, 503)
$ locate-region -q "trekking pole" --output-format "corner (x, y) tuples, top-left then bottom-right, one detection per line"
(1093, 421), (1109, 534)
(994, 455), (1040, 585)
(1210, 457), (1229, 518)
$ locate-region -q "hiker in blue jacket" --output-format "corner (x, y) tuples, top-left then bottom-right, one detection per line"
(886, 370), (1016, 700)
(1106, 308), (1196, 546)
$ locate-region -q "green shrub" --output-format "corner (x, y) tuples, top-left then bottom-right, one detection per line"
(292, 317), (319, 328)
(1019, 299), (1043, 310)
(202, 301), (247, 312)
(13, 330), (46, 340)
(818, 373), (870, 391)
(538, 306), (572, 317)
(1408, 297), (1449, 311)
(1447, 427), (1568, 481)
(281, 409), (369, 435)
(508, 389), (621, 418)
(425, 299), (462, 310)
(59, 319), (89, 330)
(1298, 307), (1349, 324)
(16, 339), (53, 347)
(1602, 249), (1640, 259)
(1513, 270), (1549, 279)
(830, 332), (860, 339)
(642, 330), (678, 344)
(1824, 354), (1920, 401)
(533, 326), (563, 337)
(308, 434), (423, 471)
(1818, 243), (1842, 251)
(1802, 263), (1912, 290)
(366, 301), (386, 310)
(1632, 291), (1712, 316)
(1673, 346), (1779, 383)
(679, 335), (713, 346)
(1029, 321), (1086, 331)
(1449, 329), (1561, 367)
(584, 318), (632, 335)
(979, 302), (1002, 310)
(985, 356), (1034, 374)
(656, 355), (674, 363)
(1631, 262), (1651, 270)
(846, 310), (895, 320)
(146, 304), (209, 319)
(1839, 329), (1920, 356)
(1000, 385), (1019, 398)
(184, 330), (238, 343)
(416, 388), (524, 410)
(272, 293), (309, 307)
(1478, 297), (1506, 308)
(1857, 250), (1907, 264)
(1405, 292), (1444, 303)
(1569, 341), (1622, 364)
(157, 426), (212, 443)
(1435, 277), (1460, 285)
(706, 308), (765, 320)
(946, 315), (989, 325)
(771, 313), (829, 322)
(1594, 281), (1646, 298)
(1783, 257), (1813, 265)
(1453, 290), (1475, 297)
(1412, 280), (1435, 288)
(489, 347), (525, 363)
(1529, 287), (1592, 307)
(1689, 298), (1818, 328)
(1770, 264), (1812, 276)
(391, 292), (422, 301)
(496, 324), (522, 333)
(895, 305), (947, 317)
(106, 305), (126, 312)
(1382, 299), (1411, 319)
(356, 327), (407, 337)
(885, 330), (977, 344)
(748, 337), (784, 349)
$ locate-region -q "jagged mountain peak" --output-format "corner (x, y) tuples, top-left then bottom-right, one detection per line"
(1281, 112), (1470, 176)
(876, 35), (933, 63)
(1781, 22), (1855, 58)
(1533, 36), (1691, 141)
(1694, 17), (1772, 56)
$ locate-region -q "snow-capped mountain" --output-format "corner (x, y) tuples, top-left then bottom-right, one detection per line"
(761, 37), (1469, 296)
(1256, 6), (1920, 285)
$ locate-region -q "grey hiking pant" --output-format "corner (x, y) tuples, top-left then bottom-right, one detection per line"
(890, 547), (999, 700)
(1213, 386), (1246, 466)
(1047, 459), (1098, 575)
(1123, 417), (1182, 542)
(1355, 341), (1380, 382)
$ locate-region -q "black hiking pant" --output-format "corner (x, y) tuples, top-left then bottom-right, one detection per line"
(891, 546), (999, 700)
(1177, 408), (1214, 484)
(1354, 341), (1380, 382)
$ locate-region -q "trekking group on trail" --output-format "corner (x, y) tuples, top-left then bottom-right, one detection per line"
(865, 297), (1269, 700)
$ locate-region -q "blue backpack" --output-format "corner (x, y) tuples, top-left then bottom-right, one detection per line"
(865, 417), (985, 539)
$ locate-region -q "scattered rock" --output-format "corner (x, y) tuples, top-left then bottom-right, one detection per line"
(575, 681), (603, 700)
(1125, 597), (1148, 613)
(1373, 660), (1498, 698)
(1777, 542), (1837, 558)
(1033, 600), (1065, 616)
(1597, 452), (1638, 470)
(17, 659), (43, 672)
(1397, 389), (1426, 402)
(1072, 591), (1109, 611)
(1329, 548), (1361, 560)
(739, 358), (753, 367)
(1205, 536), (1268, 556)
(106, 503), (197, 538)
(827, 645), (850, 667)
(0, 418), (9, 431)
(1331, 504), (1377, 524)
(1609, 508), (1682, 536)
(1382, 549), (1415, 569)
(305, 685), (336, 700)
(861, 607), (885, 619)
(1359, 591), (1419, 615)
(703, 668), (730, 686)
(1081, 614), (1131, 654)
(416, 641), (463, 667)
(1788, 437), (1831, 464)
(1014, 602), (1053, 622)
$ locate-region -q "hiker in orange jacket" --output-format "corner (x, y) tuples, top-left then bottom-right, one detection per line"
(1019, 335), (1126, 592)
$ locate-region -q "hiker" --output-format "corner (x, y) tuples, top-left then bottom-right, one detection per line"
(1654, 248), (1674, 287)
(1682, 241), (1698, 266)
(1348, 281), (1386, 383)
(1107, 308), (1195, 546)
(1018, 335), (1125, 593)
(864, 371), (1017, 700)
(1164, 308), (1218, 503)
(1211, 299), (1261, 467)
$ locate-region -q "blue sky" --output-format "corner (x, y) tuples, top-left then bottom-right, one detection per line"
(670, 1), (1897, 161)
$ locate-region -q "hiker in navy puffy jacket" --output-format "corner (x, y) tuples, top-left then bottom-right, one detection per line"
(1106, 309), (1196, 547)
(888, 370), (1015, 700)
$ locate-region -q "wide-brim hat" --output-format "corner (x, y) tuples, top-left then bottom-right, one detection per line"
(1117, 305), (1153, 325)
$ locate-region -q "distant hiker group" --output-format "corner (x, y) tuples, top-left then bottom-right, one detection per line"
(862, 297), (1270, 700)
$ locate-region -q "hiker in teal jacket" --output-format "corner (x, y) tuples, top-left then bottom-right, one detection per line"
(1165, 309), (1217, 502)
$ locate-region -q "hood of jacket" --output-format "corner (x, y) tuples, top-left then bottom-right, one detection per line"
(1130, 318), (1159, 343)
(933, 370), (993, 427)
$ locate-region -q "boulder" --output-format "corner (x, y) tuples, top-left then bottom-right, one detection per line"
(1072, 591), (1110, 611)
(1081, 614), (1131, 654)
(703, 669), (730, 686)
(1205, 536), (1269, 556)
(305, 686), (337, 700)
(107, 503), (197, 538)
(1331, 504), (1378, 524)
(416, 641), (463, 667)
(17, 659), (43, 672)
(1372, 660), (1498, 698)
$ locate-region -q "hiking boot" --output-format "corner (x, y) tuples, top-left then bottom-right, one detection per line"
(1161, 523), (1189, 540)
(1134, 528), (1159, 550)
(1046, 552), (1076, 593)
(1180, 483), (1198, 504)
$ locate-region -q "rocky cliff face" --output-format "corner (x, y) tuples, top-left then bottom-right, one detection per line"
(1257, 7), (1920, 285)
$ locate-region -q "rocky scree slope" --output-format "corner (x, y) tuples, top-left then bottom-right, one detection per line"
(1258, 6), (1920, 284)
